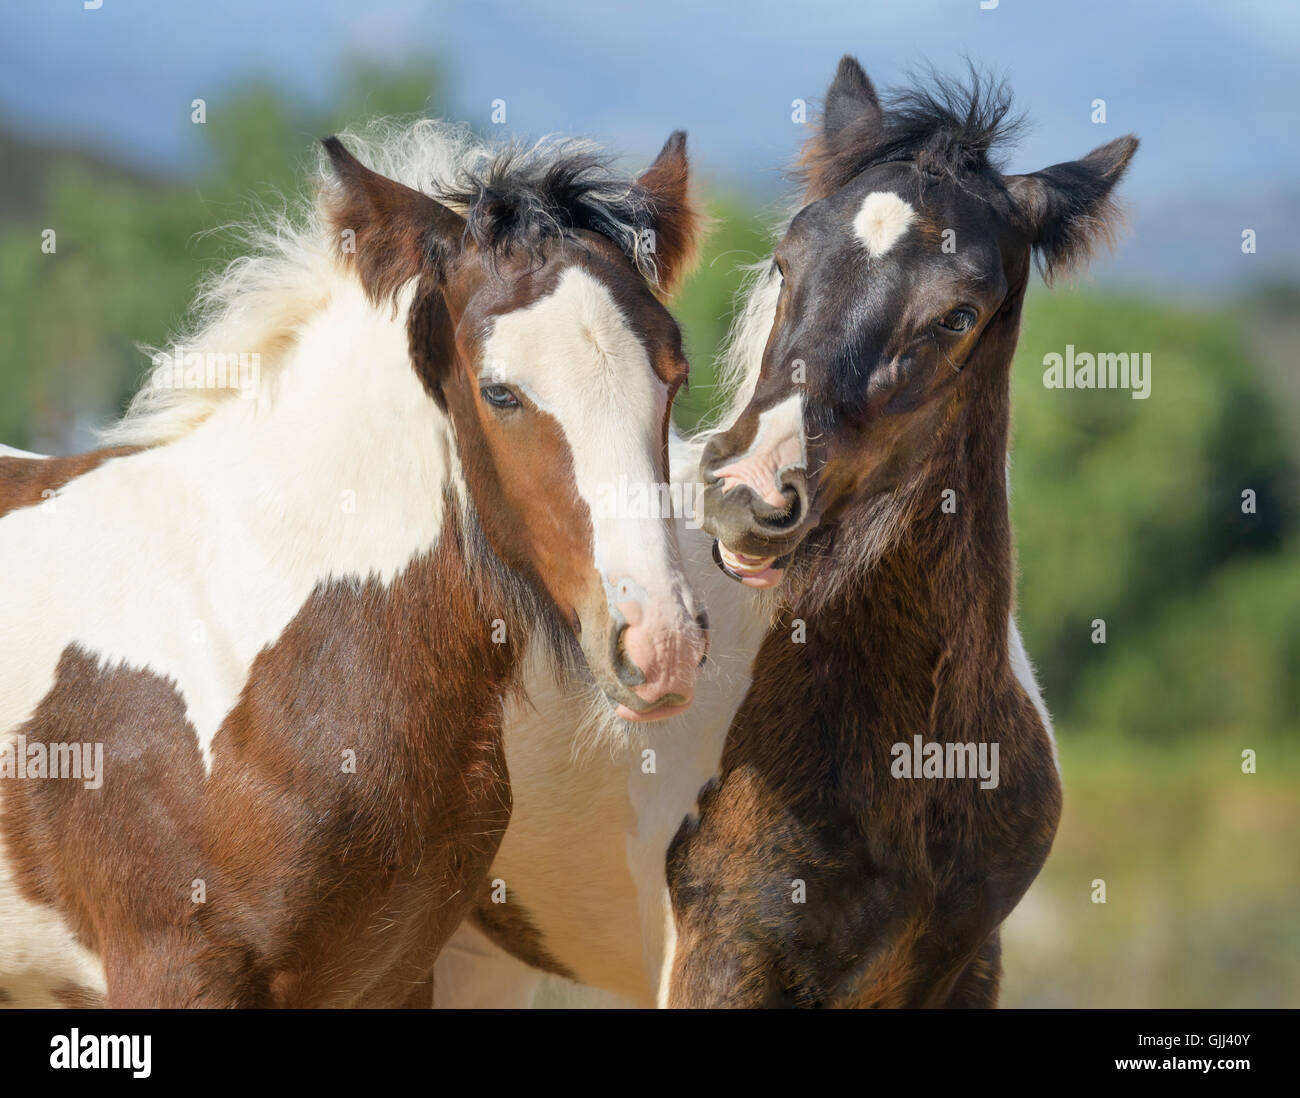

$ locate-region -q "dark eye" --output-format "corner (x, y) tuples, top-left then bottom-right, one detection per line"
(938, 307), (978, 334)
(480, 384), (520, 409)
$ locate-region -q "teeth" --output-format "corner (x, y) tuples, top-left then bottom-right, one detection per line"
(718, 542), (776, 576)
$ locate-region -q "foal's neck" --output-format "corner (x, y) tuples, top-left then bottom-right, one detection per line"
(194, 280), (533, 693)
(802, 360), (1017, 726)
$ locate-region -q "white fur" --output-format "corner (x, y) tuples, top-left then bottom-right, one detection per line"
(0, 275), (459, 1004)
(710, 392), (806, 507)
(432, 923), (542, 1009)
(0, 445), (46, 460)
(482, 268), (688, 614)
(711, 263), (784, 432)
(853, 191), (915, 256)
(102, 120), (657, 450)
(1008, 616), (1056, 764)
(0, 831), (107, 1007)
(0, 279), (454, 774)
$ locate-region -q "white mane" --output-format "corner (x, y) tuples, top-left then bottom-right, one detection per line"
(100, 119), (639, 448)
(687, 207), (793, 443)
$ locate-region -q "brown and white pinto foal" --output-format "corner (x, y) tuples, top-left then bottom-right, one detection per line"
(0, 122), (705, 1007)
(668, 59), (1138, 1006)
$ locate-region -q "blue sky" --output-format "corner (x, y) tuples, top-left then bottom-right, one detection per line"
(2, 0), (1298, 288)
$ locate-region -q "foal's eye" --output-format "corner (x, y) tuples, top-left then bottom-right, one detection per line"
(938, 307), (978, 334)
(480, 384), (520, 409)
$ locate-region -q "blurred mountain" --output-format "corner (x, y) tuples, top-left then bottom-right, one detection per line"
(1093, 186), (1300, 296)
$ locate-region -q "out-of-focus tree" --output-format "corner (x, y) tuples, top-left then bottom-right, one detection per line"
(0, 61), (1296, 746)
(1009, 292), (1296, 733)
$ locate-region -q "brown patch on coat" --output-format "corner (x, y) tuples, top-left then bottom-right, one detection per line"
(0, 447), (141, 518)
(0, 135), (699, 1009)
(3, 504), (527, 1007)
(471, 886), (575, 981)
(52, 981), (106, 1009)
(323, 138), (689, 640)
(322, 135), (468, 302)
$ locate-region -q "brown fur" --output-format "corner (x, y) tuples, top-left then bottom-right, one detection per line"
(632, 131), (705, 297)
(471, 887), (575, 981)
(669, 58), (1134, 1008)
(6, 509), (523, 1007)
(0, 447), (139, 516)
(671, 295), (1062, 1007)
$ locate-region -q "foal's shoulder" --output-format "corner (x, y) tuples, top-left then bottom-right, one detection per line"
(0, 445), (141, 519)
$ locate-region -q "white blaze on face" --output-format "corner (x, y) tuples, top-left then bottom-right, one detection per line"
(480, 267), (681, 609)
(711, 393), (806, 510)
(853, 191), (915, 256)
(708, 393), (807, 584)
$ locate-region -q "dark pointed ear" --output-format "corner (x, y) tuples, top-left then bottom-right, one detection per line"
(824, 55), (883, 148)
(1004, 135), (1138, 282)
(799, 55), (885, 201)
(633, 131), (703, 297)
(322, 136), (466, 304)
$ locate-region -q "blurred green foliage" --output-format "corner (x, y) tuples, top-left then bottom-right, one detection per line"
(1, 61), (1296, 1007)
(2, 62), (1295, 743)
(1003, 730), (1300, 1007)
(1009, 293), (1297, 735)
(670, 193), (773, 429)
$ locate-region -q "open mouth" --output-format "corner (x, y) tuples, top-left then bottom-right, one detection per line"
(712, 540), (787, 588)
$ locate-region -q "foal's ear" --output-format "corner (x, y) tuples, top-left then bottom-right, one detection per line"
(634, 131), (703, 297)
(322, 136), (466, 304)
(799, 55), (885, 201)
(1004, 135), (1139, 283)
(823, 55), (884, 149)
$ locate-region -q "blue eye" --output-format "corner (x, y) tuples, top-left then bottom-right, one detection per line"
(938, 307), (977, 333)
(480, 384), (520, 409)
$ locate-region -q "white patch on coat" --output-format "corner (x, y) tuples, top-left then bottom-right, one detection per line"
(853, 191), (915, 256)
(1005, 457), (1056, 765)
(0, 445), (47, 460)
(0, 831), (106, 1007)
(710, 393), (806, 508)
(0, 276), (460, 1001)
(431, 262), (1059, 1011)
(482, 267), (692, 619)
(431, 922), (543, 1009)
(0, 278), (456, 776)
(1008, 614), (1057, 766)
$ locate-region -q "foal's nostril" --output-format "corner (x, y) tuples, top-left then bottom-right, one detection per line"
(610, 621), (647, 687)
(761, 484), (804, 530)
